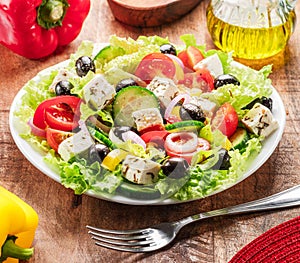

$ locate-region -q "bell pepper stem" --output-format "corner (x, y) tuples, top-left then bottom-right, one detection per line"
(0, 236), (34, 261)
(37, 0), (69, 29)
(41, 0), (64, 22)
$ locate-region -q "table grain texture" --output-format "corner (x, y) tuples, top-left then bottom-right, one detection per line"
(1, 0), (300, 262)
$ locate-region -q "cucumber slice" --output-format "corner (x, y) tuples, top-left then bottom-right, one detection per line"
(93, 45), (125, 62)
(165, 120), (204, 133)
(113, 86), (160, 127)
(230, 127), (249, 151)
(116, 182), (161, 200)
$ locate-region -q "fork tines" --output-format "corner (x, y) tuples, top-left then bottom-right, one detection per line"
(86, 225), (156, 252)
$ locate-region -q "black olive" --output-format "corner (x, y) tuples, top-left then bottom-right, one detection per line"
(75, 56), (95, 77)
(160, 43), (177, 56)
(55, 80), (74, 96)
(89, 143), (110, 163)
(115, 78), (138, 92)
(214, 74), (240, 89)
(161, 157), (189, 179)
(244, 96), (273, 111)
(179, 103), (206, 122)
(112, 126), (132, 140)
(211, 149), (231, 170)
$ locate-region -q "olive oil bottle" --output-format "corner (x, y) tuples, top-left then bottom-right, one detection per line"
(206, 0), (297, 60)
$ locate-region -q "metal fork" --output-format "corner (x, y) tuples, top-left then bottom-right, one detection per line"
(87, 185), (300, 252)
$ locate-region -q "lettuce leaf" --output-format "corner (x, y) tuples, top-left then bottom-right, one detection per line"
(202, 64), (273, 117)
(174, 137), (261, 200)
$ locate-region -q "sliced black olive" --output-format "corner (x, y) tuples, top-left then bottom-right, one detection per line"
(211, 149), (231, 170)
(75, 56), (95, 77)
(214, 74), (240, 89)
(89, 143), (110, 163)
(161, 157), (189, 179)
(55, 80), (74, 96)
(115, 78), (138, 92)
(179, 103), (206, 122)
(244, 96), (273, 111)
(160, 43), (177, 56)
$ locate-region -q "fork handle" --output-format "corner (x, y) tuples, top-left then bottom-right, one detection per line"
(178, 185), (300, 227)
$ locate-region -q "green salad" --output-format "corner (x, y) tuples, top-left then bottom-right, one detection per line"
(14, 34), (278, 202)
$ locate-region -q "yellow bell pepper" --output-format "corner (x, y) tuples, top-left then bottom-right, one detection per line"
(0, 186), (38, 263)
(101, 149), (129, 171)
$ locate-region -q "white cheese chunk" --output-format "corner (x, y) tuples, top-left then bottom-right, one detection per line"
(190, 97), (217, 119)
(122, 155), (161, 185)
(241, 103), (279, 137)
(49, 69), (76, 92)
(147, 77), (180, 108)
(83, 74), (116, 110)
(58, 130), (94, 162)
(193, 53), (224, 78)
(132, 108), (163, 132)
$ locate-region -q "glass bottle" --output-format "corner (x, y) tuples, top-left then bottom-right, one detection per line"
(206, 0), (297, 60)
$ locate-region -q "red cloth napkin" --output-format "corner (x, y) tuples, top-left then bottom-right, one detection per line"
(229, 216), (300, 263)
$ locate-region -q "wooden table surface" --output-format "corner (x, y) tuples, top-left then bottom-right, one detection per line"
(1, 0), (300, 262)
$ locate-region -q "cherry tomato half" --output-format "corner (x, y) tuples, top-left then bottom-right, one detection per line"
(211, 102), (238, 138)
(177, 50), (191, 72)
(178, 46), (204, 70)
(178, 69), (214, 92)
(134, 53), (176, 83)
(32, 96), (81, 131)
(186, 46), (204, 69)
(46, 128), (73, 152)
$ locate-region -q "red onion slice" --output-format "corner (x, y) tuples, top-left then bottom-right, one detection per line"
(122, 130), (146, 150)
(28, 118), (46, 138)
(165, 54), (185, 69)
(164, 93), (191, 120)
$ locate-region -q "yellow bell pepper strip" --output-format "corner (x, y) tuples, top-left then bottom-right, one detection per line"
(101, 149), (129, 171)
(0, 186), (38, 263)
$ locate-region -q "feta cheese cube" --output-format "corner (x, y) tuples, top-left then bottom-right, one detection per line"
(147, 77), (180, 108)
(193, 53), (224, 78)
(132, 108), (163, 132)
(241, 103), (279, 137)
(83, 74), (116, 110)
(191, 97), (217, 119)
(58, 130), (94, 162)
(122, 155), (161, 184)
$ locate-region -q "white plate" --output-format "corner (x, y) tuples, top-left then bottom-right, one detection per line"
(9, 58), (286, 205)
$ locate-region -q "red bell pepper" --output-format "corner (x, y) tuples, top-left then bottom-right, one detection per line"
(0, 0), (90, 59)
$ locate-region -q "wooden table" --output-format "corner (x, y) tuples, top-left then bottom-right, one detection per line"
(1, 0), (300, 262)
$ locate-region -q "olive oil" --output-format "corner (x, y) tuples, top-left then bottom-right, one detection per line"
(206, 3), (296, 60)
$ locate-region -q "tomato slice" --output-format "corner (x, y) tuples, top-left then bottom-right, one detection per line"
(138, 124), (165, 135)
(45, 104), (77, 131)
(211, 102), (238, 137)
(33, 96), (81, 131)
(134, 53), (176, 83)
(178, 46), (204, 72)
(141, 130), (170, 147)
(195, 69), (214, 92)
(186, 46), (204, 69)
(46, 128), (73, 152)
(178, 69), (214, 92)
(177, 50), (191, 71)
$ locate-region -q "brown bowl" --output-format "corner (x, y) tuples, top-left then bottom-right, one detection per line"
(107, 0), (203, 27)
